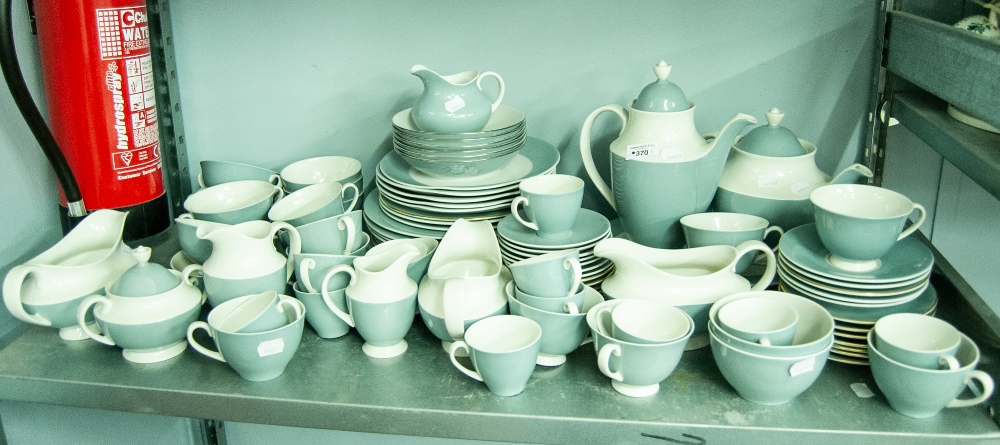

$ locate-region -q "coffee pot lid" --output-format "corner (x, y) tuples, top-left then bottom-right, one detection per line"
(109, 246), (181, 297)
(633, 61), (691, 112)
(735, 108), (806, 157)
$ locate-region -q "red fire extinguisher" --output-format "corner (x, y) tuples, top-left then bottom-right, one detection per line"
(2, 0), (170, 241)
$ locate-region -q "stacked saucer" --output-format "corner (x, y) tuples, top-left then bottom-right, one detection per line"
(366, 137), (559, 243)
(776, 224), (937, 365)
(496, 208), (615, 290)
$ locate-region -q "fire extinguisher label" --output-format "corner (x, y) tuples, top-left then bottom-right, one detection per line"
(95, 6), (161, 181)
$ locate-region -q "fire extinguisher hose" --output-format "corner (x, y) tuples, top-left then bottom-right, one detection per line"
(0, 0), (86, 217)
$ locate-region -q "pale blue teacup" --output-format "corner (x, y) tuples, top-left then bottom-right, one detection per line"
(292, 252), (358, 293)
(873, 313), (961, 370)
(716, 297), (797, 347)
(508, 249), (582, 298)
(294, 210), (363, 255)
(680, 212), (782, 273)
(868, 331), (994, 418)
(507, 282), (604, 366)
(267, 182), (359, 227)
(510, 174), (584, 240)
(324, 287), (417, 359)
(280, 156), (363, 193)
(291, 281), (350, 339)
(810, 184), (926, 272)
(201, 267), (289, 307)
(514, 284), (585, 314)
(198, 160), (282, 189)
(183, 180), (284, 225)
(594, 299), (693, 345)
(215, 290), (302, 334)
(449, 315), (542, 397)
(187, 295), (306, 382)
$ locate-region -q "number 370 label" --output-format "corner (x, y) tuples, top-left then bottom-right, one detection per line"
(626, 142), (659, 160)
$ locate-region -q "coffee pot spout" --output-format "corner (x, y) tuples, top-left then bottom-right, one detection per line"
(830, 164), (874, 185)
(706, 113), (758, 161)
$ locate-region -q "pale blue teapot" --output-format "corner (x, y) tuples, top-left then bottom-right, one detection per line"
(409, 65), (505, 133)
(580, 61), (756, 248)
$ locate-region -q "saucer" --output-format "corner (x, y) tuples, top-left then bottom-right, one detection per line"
(778, 224), (933, 284)
(378, 137), (559, 190)
(779, 282), (938, 323)
(777, 253), (930, 291)
(363, 190), (445, 239)
(497, 209), (611, 249)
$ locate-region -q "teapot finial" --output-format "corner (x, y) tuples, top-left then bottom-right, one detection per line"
(765, 108), (785, 126)
(653, 61), (672, 81)
(131, 245), (152, 264)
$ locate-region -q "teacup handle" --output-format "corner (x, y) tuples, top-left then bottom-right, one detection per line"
(510, 197), (538, 231)
(197, 171), (206, 189)
(763, 226), (784, 252)
(946, 370), (995, 408)
(268, 174), (284, 189)
(321, 264), (356, 327)
(443, 279), (467, 340)
(338, 216), (357, 256)
(593, 306), (614, 337)
(563, 258), (583, 298)
(76, 295), (114, 346)
(758, 337), (772, 347)
(448, 340), (483, 382)
(939, 355), (961, 371)
(299, 258), (318, 293)
(563, 302), (580, 315)
(341, 183), (360, 213)
(733, 239), (776, 291)
(271, 184), (286, 202)
(180, 264), (204, 286)
(277, 298), (304, 321)
(596, 343), (624, 382)
(2, 264), (53, 326)
(897, 203), (927, 241)
(476, 71), (505, 112)
(186, 321), (226, 362)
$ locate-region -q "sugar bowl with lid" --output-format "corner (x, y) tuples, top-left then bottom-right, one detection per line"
(76, 246), (205, 363)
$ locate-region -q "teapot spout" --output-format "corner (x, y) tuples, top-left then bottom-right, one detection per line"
(706, 112), (758, 160)
(830, 163), (874, 185)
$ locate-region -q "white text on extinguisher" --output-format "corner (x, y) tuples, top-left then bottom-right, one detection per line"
(105, 63), (129, 150)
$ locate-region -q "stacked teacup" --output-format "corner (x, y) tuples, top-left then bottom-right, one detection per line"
(187, 291), (307, 381)
(585, 299), (694, 397)
(506, 249), (604, 366)
(867, 313), (995, 418)
(708, 291), (835, 405)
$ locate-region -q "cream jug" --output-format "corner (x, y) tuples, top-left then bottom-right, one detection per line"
(580, 61), (756, 248)
(196, 220), (301, 306)
(417, 219), (510, 350)
(321, 244), (422, 305)
(3, 210), (136, 340)
(714, 108), (873, 230)
(409, 64), (505, 133)
(594, 238), (776, 307)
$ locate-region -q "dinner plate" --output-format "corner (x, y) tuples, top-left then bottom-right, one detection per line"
(497, 209), (612, 249)
(364, 190), (446, 239)
(378, 137), (559, 190)
(778, 224), (934, 284)
(375, 175), (519, 204)
(379, 197), (509, 224)
(378, 185), (513, 213)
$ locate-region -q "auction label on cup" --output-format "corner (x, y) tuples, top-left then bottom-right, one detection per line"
(257, 338), (285, 357)
(444, 96), (466, 113)
(789, 357), (815, 377)
(626, 142), (659, 160)
(660, 148), (684, 161)
(757, 174), (779, 188)
(790, 181), (813, 195)
(850, 382), (875, 398)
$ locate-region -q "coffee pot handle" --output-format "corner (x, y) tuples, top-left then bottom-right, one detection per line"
(187, 321), (226, 362)
(733, 240), (776, 291)
(76, 295), (115, 346)
(476, 71), (505, 112)
(579, 104), (628, 210)
(596, 343), (624, 382)
(946, 370), (995, 408)
(2, 264), (53, 326)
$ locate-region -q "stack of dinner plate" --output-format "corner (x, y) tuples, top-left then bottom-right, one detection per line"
(776, 224), (937, 365)
(365, 136), (559, 243)
(495, 208), (615, 291)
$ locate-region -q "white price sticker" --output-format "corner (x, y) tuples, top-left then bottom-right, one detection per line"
(661, 148), (684, 161)
(757, 174), (779, 188)
(790, 181), (813, 195)
(444, 96), (466, 113)
(257, 338), (285, 357)
(789, 357), (816, 377)
(626, 142), (658, 160)
(850, 382), (876, 398)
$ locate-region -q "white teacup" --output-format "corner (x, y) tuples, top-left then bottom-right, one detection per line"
(510, 174), (584, 240)
(716, 297), (798, 347)
(680, 212), (782, 273)
(183, 180), (283, 225)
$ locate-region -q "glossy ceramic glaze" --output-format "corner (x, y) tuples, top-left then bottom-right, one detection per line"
(595, 238), (776, 306)
(197, 220), (300, 305)
(409, 65), (505, 133)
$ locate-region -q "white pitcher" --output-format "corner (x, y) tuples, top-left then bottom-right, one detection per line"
(195, 220), (301, 306)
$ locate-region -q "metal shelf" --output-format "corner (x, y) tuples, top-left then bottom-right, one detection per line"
(0, 292), (996, 445)
(887, 10), (1000, 131)
(891, 91), (1000, 200)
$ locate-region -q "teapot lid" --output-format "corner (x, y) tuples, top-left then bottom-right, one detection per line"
(735, 108), (806, 157)
(633, 61), (690, 112)
(108, 246), (181, 297)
